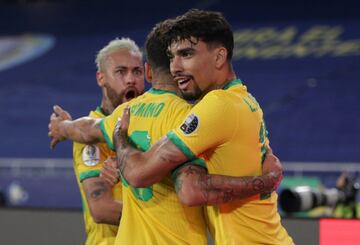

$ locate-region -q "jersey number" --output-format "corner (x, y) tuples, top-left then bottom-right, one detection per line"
(121, 131), (154, 202)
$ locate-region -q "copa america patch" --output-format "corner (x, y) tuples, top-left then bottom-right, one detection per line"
(82, 145), (100, 166)
(180, 113), (199, 135)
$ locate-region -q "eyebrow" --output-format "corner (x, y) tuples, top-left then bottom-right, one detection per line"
(115, 65), (142, 70)
(114, 65), (128, 70)
(176, 47), (195, 55)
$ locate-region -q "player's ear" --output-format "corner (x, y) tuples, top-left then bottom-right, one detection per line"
(96, 71), (105, 87)
(214, 47), (227, 69)
(145, 62), (153, 83)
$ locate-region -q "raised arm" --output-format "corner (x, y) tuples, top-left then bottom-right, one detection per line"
(114, 107), (187, 187)
(48, 105), (105, 148)
(174, 149), (283, 206)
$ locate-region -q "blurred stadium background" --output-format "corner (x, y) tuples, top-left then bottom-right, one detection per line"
(0, 0), (359, 244)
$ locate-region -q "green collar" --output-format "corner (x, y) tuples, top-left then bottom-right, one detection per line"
(147, 88), (177, 95)
(222, 79), (243, 90)
(96, 106), (109, 116)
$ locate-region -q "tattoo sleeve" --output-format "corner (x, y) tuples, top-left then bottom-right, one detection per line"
(115, 134), (188, 187)
(176, 165), (281, 205)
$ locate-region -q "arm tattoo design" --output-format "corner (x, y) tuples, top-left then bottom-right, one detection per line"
(180, 165), (275, 205)
(86, 181), (108, 201)
(252, 178), (265, 192)
(222, 189), (235, 203)
(118, 148), (131, 178)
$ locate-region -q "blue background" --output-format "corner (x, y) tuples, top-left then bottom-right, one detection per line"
(0, 0), (359, 208)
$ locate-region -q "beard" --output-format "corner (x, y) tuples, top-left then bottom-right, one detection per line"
(105, 85), (139, 108)
(180, 83), (203, 101)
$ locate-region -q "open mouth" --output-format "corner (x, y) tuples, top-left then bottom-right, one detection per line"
(123, 88), (138, 102)
(177, 78), (191, 90)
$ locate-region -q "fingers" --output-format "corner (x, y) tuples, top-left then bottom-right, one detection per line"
(101, 171), (118, 186)
(104, 156), (118, 168)
(53, 105), (63, 116)
(50, 112), (57, 120)
(113, 107), (131, 147)
(53, 105), (72, 120)
(100, 163), (120, 186)
(115, 118), (122, 134)
(121, 107), (130, 130)
(50, 138), (59, 149)
(265, 145), (273, 155)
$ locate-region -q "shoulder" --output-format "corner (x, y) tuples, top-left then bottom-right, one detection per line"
(195, 89), (232, 111)
(112, 101), (130, 117)
(73, 143), (102, 167)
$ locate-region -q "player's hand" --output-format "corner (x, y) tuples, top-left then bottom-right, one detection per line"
(100, 157), (120, 186)
(48, 105), (72, 149)
(262, 146), (283, 191)
(113, 106), (130, 148)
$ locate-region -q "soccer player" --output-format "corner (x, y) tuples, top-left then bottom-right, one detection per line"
(67, 38), (144, 245)
(113, 10), (294, 244)
(48, 19), (283, 244)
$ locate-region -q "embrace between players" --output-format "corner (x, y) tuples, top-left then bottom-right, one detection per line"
(48, 9), (294, 245)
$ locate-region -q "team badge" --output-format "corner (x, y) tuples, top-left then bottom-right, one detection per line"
(82, 145), (100, 166)
(180, 113), (199, 135)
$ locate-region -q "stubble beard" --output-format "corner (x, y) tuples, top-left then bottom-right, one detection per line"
(105, 85), (123, 108)
(180, 83), (203, 101)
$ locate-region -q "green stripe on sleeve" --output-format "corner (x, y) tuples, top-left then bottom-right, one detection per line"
(166, 131), (196, 159)
(99, 119), (115, 151)
(171, 158), (207, 180)
(79, 170), (101, 182)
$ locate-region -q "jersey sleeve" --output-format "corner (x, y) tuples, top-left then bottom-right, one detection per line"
(167, 91), (237, 159)
(73, 141), (108, 182)
(99, 103), (127, 151)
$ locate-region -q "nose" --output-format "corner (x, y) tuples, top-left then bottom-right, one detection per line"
(170, 56), (183, 76)
(125, 72), (136, 86)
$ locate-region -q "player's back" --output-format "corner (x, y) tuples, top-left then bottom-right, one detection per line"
(102, 88), (207, 245)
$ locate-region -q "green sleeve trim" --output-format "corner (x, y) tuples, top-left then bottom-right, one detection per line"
(99, 119), (115, 151)
(79, 170), (101, 182)
(166, 131), (195, 159)
(171, 158), (207, 180)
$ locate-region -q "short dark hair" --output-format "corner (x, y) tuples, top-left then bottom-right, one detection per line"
(164, 9), (234, 61)
(145, 19), (174, 74)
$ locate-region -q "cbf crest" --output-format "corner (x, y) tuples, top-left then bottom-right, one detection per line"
(180, 113), (199, 135)
(82, 145), (100, 166)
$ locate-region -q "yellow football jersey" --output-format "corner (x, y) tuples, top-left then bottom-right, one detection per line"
(73, 107), (122, 245)
(167, 80), (294, 245)
(100, 89), (208, 245)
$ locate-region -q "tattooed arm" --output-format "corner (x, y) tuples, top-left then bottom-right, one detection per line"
(48, 105), (105, 148)
(114, 108), (282, 193)
(117, 136), (188, 187)
(114, 107), (188, 187)
(174, 151), (283, 206)
(83, 176), (122, 225)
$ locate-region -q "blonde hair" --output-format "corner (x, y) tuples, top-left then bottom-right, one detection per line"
(95, 37), (143, 72)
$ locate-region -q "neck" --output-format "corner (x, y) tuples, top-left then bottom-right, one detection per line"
(152, 82), (178, 91)
(100, 93), (115, 115)
(151, 72), (181, 95)
(219, 70), (237, 89)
